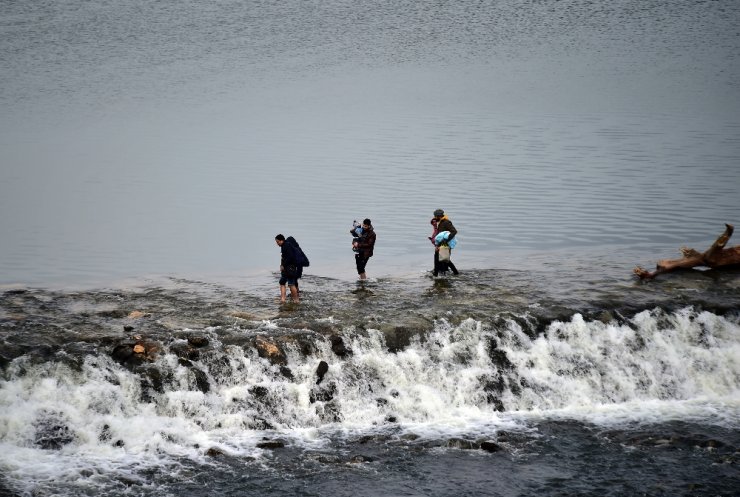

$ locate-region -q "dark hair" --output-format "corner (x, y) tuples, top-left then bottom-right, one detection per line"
(275, 234), (285, 241)
(363, 218), (371, 225)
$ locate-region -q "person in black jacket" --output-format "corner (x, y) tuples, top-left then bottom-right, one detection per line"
(351, 218), (376, 280)
(275, 234), (309, 302)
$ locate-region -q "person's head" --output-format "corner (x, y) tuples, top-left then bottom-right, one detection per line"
(431, 218), (438, 226)
(433, 209), (444, 219)
(362, 218), (371, 228)
(275, 234), (285, 246)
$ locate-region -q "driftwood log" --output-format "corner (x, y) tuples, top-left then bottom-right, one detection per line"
(634, 224), (740, 279)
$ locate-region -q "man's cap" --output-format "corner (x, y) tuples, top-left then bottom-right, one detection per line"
(433, 209), (444, 217)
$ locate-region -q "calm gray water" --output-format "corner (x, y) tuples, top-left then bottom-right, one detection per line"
(1, 0), (739, 287)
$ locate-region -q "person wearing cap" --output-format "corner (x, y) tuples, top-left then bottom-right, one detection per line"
(432, 209), (459, 276)
(351, 218), (376, 280)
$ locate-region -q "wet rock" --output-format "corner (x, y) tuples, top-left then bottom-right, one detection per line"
(357, 434), (392, 444)
(316, 360), (329, 384)
(139, 366), (164, 402)
(170, 342), (200, 361)
(276, 333), (320, 356)
(206, 447), (226, 457)
(312, 454), (342, 464)
(482, 374), (507, 413)
(254, 336), (287, 366)
(112, 339), (160, 368)
(487, 343), (513, 370)
(128, 310), (150, 319)
(700, 439), (725, 449)
(229, 311), (258, 320)
(187, 336), (209, 348)
(330, 335), (351, 357)
(191, 367), (210, 393)
(385, 415), (398, 423)
(400, 433), (420, 441)
(480, 441), (503, 453)
(0, 354), (10, 372)
(446, 438), (477, 450)
(123, 325), (135, 332)
(98, 309), (128, 319)
(257, 440), (285, 449)
(34, 412), (75, 450)
(349, 455), (373, 463)
(380, 324), (425, 353)
(111, 342), (136, 363)
(279, 366), (294, 380)
(597, 310), (615, 324)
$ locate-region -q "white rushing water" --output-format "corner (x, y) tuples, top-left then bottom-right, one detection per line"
(1, 308), (738, 491)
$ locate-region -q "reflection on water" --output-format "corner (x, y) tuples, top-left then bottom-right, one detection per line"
(0, 0), (739, 287)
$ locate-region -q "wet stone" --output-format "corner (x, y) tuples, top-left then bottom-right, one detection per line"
(480, 441), (503, 453)
(316, 360), (329, 384)
(446, 438), (477, 450)
(254, 336), (287, 366)
(191, 368), (210, 393)
(330, 335), (351, 357)
(187, 336), (209, 348)
(349, 455), (373, 463)
(256, 440), (285, 449)
(279, 366), (294, 380)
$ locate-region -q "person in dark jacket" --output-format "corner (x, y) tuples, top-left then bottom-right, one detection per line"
(275, 234), (309, 302)
(432, 209), (459, 276)
(351, 218), (376, 280)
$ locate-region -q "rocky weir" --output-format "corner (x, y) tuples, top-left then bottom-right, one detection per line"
(1, 269), (739, 458)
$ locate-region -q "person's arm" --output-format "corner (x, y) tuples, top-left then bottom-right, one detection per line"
(366, 231), (376, 249)
(357, 231), (376, 250)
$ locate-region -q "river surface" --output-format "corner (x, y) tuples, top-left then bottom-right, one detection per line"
(1, 0), (739, 496)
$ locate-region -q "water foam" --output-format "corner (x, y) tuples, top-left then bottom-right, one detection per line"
(1, 308), (738, 492)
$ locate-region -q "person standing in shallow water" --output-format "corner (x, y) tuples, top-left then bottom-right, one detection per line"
(429, 216), (441, 275)
(432, 209), (459, 276)
(275, 234), (309, 303)
(351, 218), (376, 280)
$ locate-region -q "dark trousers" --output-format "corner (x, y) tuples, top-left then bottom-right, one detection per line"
(355, 253), (370, 274)
(433, 251), (458, 276)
